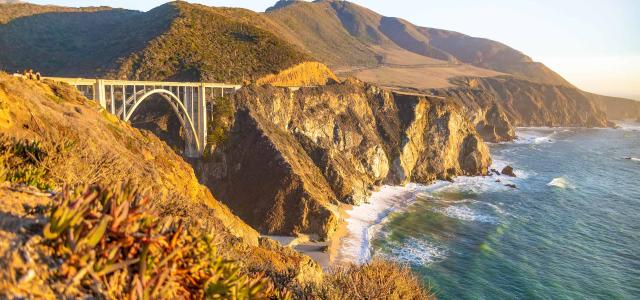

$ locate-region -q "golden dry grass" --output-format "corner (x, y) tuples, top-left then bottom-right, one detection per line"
(256, 62), (338, 87)
(312, 259), (435, 300)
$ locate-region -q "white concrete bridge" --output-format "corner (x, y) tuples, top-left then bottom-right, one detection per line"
(45, 77), (242, 157)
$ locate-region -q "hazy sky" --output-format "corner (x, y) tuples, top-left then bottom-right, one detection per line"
(27, 0), (640, 99)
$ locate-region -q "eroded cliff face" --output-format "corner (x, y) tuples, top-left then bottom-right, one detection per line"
(426, 87), (516, 143)
(195, 80), (491, 238)
(451, 77), (611, 127)
(425, 76), (613, 143)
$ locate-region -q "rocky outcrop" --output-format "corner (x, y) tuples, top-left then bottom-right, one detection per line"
(585, 92), (640, 121)
(426, 76), (613, 143)
(450, 76), (611, 127)
(501, 166), (516, 177)
(426, 86), (516, 142)
(195, 79), (491, 239)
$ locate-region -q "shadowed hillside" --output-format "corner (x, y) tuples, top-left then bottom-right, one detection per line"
(0, 2), (310, 82)
(0, 2), (112, 24)
(0, 5), (171, 76)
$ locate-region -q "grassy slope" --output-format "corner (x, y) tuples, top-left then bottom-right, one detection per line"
(420, 27), (573, 86)
(0, 73), (258, 243)
(0, 2), (310, 83)
(256, 62), (338, 87)
(0, 2), (111, 24)
(263, 0), (503, 89)
(113, 2), (310, 82)
(264, 0), (571, 87)
(0, 4), (171, 77)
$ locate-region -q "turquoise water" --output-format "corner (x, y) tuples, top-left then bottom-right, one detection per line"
(370, 126), (640, 299)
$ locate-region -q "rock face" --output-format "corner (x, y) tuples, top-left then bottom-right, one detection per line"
(426, 76), (613, 143)
(451, 76), (611, 127)
(195, 80), (491, 238)
(427, 86), (516, 143)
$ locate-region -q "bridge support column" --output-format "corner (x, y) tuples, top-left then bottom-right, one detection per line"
(94, 79), (107, 108)
(198, 83), (207, 156)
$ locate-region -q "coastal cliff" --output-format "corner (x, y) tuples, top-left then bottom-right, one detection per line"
(423, 76), (612, 143)
(195, 79), (491, 238)
(447, 77), (611, 128)
(425, 87), (516, 143)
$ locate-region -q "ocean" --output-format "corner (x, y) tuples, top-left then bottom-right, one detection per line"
(336, 124), (640, 299)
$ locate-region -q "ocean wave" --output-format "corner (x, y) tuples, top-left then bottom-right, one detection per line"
(337, 184), (433, 264)
(491, 157), (533, 178)
(433, 205), (499, 224)
(513, 128), (561, 145)
(336, 174), (518, 264)
(625, 157), (640, 162)
(547, 177), (575, 189)
(433, 175), (517, 195)
(378, 237), (447, 266)
(616, 121), (640, 131)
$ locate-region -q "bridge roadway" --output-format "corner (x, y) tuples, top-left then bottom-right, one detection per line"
(44, 77), (242, 158)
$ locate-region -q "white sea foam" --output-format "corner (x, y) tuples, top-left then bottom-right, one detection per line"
(627, 157), (640, 162)
(336, 172), (520, 264)
(336, 184), (433, 264)
(513, 128), (563, 145)
(616, 121), (640, 131)
(547, 177), (575, 189)
(433, 205), (498, 224)
(380, 237), (447, 266)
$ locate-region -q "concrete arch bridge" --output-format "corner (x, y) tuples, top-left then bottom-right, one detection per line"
(44, 77), (242, 157)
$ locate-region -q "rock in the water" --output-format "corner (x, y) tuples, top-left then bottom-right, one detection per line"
(501, 165), (516, 177)
(505, 184), (517, 189)
(491, 168), (501, 176)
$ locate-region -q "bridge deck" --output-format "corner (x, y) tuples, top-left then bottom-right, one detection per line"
(42, 77), (242, 89)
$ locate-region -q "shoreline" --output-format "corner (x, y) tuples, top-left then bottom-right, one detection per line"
(266, 125), (636, 267)
(265, 203), (352, 270)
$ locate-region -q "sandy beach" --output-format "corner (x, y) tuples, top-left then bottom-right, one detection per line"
(265, 203), (353, 270)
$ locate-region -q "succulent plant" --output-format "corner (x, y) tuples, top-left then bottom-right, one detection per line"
(43, 183), (288, 299)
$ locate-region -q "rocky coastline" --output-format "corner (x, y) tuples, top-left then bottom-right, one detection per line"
(193, 79), (492, 240)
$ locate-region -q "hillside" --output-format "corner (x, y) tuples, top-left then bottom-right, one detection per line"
(0, 73), (438, 298)
(584, 92), (640, 121)
(0, 73), (258, 243)
(0, 2), (310, 82)
(0, 2), (112, 24)
(263, 1), (632, 124)
(433, 76), (611, 127)
(264, 0), (569, 87)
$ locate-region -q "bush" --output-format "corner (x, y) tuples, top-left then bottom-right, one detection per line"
(43, 182), (290, 299)
(0, 137), (54, 190)
(313, 259), (435, 300)
(206, 96), (234, 154)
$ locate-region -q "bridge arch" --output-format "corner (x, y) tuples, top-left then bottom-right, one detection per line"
(124, 89), (201, 154)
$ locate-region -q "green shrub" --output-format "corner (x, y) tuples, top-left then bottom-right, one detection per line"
(206, 96), (234, 154)
(0, 137), (53, 190)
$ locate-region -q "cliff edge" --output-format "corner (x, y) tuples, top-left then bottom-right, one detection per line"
(195, 79), (491, 238)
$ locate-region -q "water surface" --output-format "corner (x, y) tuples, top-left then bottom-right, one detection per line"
(345, 125), (640, 299)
